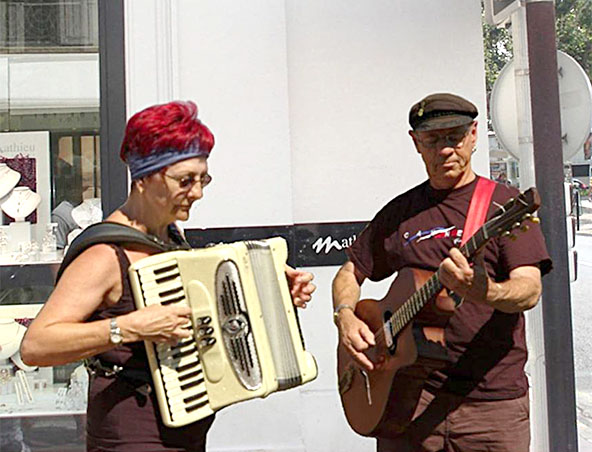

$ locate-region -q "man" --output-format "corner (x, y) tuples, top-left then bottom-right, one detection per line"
(332, 93), (551, 452)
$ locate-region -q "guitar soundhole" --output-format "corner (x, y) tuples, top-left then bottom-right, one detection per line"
(383, 310), (397, 356)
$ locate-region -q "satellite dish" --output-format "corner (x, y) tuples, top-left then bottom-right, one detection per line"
(490, 51), (592, 162)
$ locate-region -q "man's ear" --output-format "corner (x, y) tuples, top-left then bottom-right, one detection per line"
(469, 121), (478, 144)
(409, 130), (421, 153)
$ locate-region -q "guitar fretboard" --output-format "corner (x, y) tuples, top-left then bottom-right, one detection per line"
(387, 227), (489, 336)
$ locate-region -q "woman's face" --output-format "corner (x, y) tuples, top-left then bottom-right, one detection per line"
(142, 157), (210, 223)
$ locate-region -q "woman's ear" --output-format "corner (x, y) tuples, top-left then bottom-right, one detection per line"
(133, 179), (145, 194)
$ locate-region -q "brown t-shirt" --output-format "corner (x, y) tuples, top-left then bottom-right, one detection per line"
(347, 176), (552, 400)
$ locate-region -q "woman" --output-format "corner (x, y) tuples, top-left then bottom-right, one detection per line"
(20, 101), (315, 451)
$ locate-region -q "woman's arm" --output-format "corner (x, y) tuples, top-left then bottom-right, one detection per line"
(20, 245), (192, 367)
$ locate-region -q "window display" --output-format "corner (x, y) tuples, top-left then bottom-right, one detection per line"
(1, 1), (103, 450)
(0, 163), (20, 198)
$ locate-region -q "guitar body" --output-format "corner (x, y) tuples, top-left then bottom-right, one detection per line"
(337, 267), (454, 438)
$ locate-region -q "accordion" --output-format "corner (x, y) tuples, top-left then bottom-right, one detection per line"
(128, 237), (318, 428)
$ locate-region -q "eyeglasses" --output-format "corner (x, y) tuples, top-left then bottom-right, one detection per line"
(414, 128), (470, 149)
(163, 172), (212, 190)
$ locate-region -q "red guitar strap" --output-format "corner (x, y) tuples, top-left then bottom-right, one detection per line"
(460, 177), (496, 246)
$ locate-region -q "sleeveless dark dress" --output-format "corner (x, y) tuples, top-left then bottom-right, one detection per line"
(86, 245), (214, 452)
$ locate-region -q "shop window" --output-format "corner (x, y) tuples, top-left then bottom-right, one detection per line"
(0, 1), (103, 450)
(0, 0), (98, 52)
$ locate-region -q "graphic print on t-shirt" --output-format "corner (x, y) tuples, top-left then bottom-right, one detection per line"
(403, 225), (463, 247)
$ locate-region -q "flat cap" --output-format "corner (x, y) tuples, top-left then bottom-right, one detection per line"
(409, 93), (478, 131)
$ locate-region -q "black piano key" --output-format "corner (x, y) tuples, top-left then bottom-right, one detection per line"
(172, 345), (198, 359)
(180, 376), (205, 391)
(178, 369), (202, 382)
(153, 264), (178, 275)
(185, 399), (209, 413)
(176, 359), (200, 373)
(184, 390), (208, 405)
(161, 295), (186, 305)
(158, 287), (185, 298)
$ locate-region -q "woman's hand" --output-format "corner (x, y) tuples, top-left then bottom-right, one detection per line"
(119, 304), (193, 345)
(285, 265), (316, 308)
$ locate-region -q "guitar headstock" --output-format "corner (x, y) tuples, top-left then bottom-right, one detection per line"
(484, 187), (541, 240)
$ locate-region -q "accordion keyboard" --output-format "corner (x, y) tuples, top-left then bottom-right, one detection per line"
(135, 261), (214, 426)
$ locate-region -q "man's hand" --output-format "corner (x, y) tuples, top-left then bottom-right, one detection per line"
(438, 248), (489, 303)
(336, 308), (376, 371)
(285, 265), (316, 308)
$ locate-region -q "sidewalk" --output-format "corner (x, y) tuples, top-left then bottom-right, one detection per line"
(578, 199), (592, 236)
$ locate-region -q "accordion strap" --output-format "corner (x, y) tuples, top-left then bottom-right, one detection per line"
(56, 221), (189, 282)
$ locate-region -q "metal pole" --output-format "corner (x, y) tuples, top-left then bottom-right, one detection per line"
(525, 1), (579, 451)
(510, 7), (549, 452)
(98, 0), (128, 216)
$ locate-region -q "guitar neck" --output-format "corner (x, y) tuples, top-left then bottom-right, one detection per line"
(388, 228), (489, 337)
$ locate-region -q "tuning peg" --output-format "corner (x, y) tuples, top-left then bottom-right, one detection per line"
(520, 224), (530, 232)
(530, 217), (540, 224)
(512, 222), (521, 230)
(510, 234), (518, 241)
(523, 214), (532, 221)
(501, 231), (511, 238)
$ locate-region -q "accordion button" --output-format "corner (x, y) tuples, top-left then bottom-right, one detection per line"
(198, 326), (214, 337)
(199, 316), (212, 325)
(199, 337), (216, 347)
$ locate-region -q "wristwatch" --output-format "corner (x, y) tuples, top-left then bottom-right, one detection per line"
(333, 304), (355, 325)
(109, 318), (123, 345)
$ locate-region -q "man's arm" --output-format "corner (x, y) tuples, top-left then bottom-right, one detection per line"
(439, 248), (542, 313)
(332, 261), (377, 370)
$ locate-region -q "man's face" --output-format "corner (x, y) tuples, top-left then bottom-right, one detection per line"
(410, 121), (477, 190)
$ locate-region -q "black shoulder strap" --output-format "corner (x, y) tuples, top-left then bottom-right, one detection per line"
(56, 222), (190, 282)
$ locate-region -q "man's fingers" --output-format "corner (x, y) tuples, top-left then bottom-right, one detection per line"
(359, 325), (376, 347)
(345, 343), (374, 371)
(353, 351), (374, 371)
(449, 248), (471, 271)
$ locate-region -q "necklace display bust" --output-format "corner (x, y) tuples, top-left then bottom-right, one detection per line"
(0, 187), (41, 222)
(71, 198), (102, 229)
(0, 164), (21, 199)
(0, 319), (25, 360)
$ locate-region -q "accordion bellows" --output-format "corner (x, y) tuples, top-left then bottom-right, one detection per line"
(129, 237), (318, 427)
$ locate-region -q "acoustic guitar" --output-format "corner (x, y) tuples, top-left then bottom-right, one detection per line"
(337, 187), (541, 438)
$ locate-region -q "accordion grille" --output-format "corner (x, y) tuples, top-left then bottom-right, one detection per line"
(216, 261), (262, 390)
(246, 241), (302, 390)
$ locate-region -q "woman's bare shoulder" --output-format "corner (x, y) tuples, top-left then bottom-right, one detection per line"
(59, 243), (120, 284)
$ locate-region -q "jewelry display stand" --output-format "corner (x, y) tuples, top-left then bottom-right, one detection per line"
(0, 320), (24, 360)
(7, 222), (31, 253)
(1, 187), (42, 222)
(0, 164), (21, 200)
(1, 187), (41, 252)
(71, 198), (102, 229)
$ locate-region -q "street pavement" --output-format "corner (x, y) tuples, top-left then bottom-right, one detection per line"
(573, 198), (592, 450)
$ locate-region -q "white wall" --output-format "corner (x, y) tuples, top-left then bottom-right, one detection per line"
(124, 1), (487, 451)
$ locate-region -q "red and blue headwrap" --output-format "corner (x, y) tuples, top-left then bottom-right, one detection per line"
(120, 101), (214, 180)
(126, 145), (209, 180)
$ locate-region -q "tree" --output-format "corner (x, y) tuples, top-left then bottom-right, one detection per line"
(483, 0), (592, 95)
(555, 0), (592, 76)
